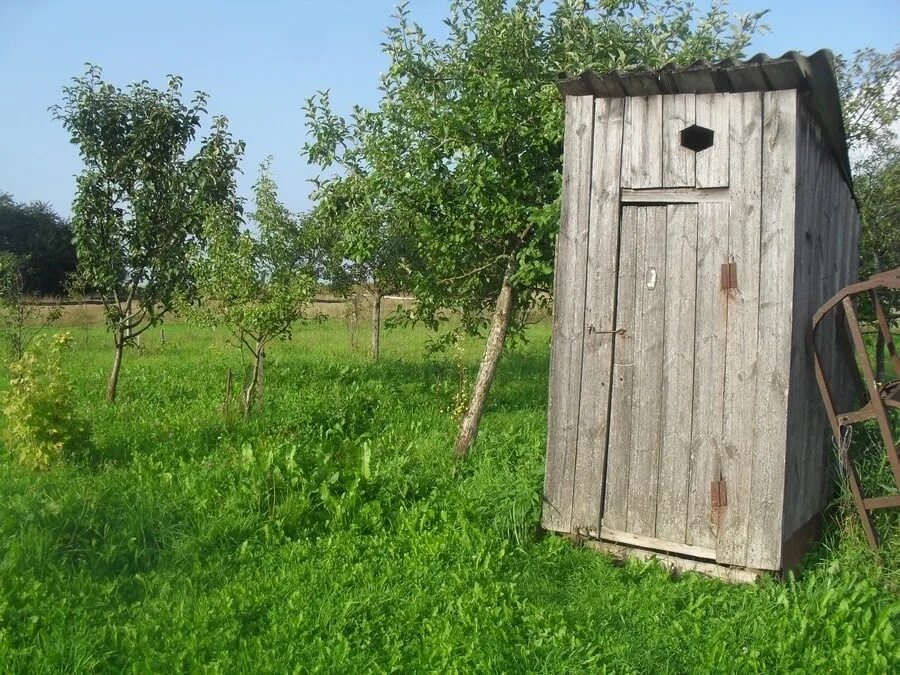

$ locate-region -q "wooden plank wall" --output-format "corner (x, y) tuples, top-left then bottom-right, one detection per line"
(716, 91), (764, 567)
(570, 98), (626, 537)
(655, 203), (699, 544)
(743, 89), (797, 571)
(542, 95), (595, 533)
(544, 89), (859, 571)
(781, 100), (861, 547)
(625, 205), (668, 537)
(603, 208), (639, 532)
(622, 96), (663, 188)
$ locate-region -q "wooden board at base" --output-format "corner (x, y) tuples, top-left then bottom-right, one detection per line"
(586, 540), (765, 585)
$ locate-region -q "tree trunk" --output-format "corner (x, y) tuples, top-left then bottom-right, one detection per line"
(371, 290), (382, 361)
(875, 329), (886, 383)
(242, 342), (264, 418)
(454, 260), (516, 458)
(106, 327), (125, 402)
(258, 344), (266, 410)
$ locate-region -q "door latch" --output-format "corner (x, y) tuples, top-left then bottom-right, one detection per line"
(587, 325), (626, 336)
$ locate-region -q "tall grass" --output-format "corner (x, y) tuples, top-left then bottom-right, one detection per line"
(0, 319), (897, 671)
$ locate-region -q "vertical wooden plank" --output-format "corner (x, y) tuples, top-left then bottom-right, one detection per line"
(746, 89), (796, 570)
(686, 200), (729, 549)
(602, 207), (639, 532)
(809, 111), (839, 519)
(717, 91), (763, 566)
(626, 205), (667, 537)
(782, 104), (818, 540)
(622, 96), (664, 188)
(695, 93), (730, 188)
(655, 203), (698, 543)
(662, 94), (696, 188)
(542, 96), (595, 534)
(782, 102), (863, 556)
(834, 148), (862, 416)
(571, 98), (625, 537)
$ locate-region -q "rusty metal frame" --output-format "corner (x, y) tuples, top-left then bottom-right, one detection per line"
(811, 268), (900, 549)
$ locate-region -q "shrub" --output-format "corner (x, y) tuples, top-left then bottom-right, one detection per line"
(1, 331), (88, 469)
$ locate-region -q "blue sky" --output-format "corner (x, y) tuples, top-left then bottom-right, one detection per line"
(1, 0), (898, 217)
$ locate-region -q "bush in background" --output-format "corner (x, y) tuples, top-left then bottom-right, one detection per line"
(1, 331), (88, 469)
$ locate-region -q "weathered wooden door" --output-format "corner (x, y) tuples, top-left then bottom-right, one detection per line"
(600, 201), (727, 559)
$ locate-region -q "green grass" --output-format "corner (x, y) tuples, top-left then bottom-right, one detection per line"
(0, 320), (898, 672)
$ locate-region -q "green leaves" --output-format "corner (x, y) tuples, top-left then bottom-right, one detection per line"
(194, 161), (317, 413)
(52, 65), (245, 399)
(1, 332), (89, 469)
(306, 0), (764, 347)
(838, 47), (900, 326)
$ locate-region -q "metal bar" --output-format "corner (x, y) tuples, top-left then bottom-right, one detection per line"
(843, 444), (880, 548)
(863, 495), (900, 510)
(871, 289), (900, 376)
(811, 266), (900, 550)
(842, 298), (900, 486)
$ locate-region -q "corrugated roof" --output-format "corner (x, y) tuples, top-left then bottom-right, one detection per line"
(558, 49), (852, 191)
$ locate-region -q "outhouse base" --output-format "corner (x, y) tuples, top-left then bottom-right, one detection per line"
(585, 540), (765, 584)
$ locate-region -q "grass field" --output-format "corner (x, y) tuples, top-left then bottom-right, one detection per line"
(0, 319), (898, 672)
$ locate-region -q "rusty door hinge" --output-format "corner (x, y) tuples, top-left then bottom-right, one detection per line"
(711, 479), (728, 509)
(720, 261), (738, 291)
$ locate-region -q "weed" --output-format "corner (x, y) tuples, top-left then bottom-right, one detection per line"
(1, 332), (88, 469)
(0, 319), (896, 671)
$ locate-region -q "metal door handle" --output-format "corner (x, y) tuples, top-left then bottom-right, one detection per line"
(587, 325), (626, 336)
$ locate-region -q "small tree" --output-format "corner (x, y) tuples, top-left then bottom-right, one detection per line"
(856, 150), (900, 380)
(196, 161), (317, 417)
(0, 252), (61, 360)
(52, 65), (244, 401)
(304, 96), (415, 361)
(307, 0), (763, 457)
(2, 332), (88, 470)
(836, 46), (900, 379)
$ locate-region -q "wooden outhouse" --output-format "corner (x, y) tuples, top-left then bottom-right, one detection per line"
(542, 50), (860, 577)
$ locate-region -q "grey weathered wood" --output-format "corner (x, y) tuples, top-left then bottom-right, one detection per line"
(799, 103), (835, 533)
(542, 95), (595, 533)
(782, 104), (818, 540)
(620, 187), (729, 204)
(570, 97), (625, 537)
(781, 101), (862, 546)
(626, 205), (667, 537)
(622, 96), (664, 188)
(662, 94), (696, 188)
(686, 200), (729, 549)
(588, 539), (762, 583)
(548, 81), (862, 575)
(695, 93), (730, 187)
(599, 526), (715, 560)
(716, 91), (763, 566)
(602, 205), (639, 532)
(655, 203), (698, 544)
(746, 89), (797, 570)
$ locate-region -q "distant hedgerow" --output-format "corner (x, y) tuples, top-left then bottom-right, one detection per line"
(1, 331), (89, 469)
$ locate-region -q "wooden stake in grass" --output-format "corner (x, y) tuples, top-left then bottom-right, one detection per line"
(454, 259), (516, 459)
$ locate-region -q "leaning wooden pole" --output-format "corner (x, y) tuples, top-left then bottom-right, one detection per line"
(454, 259), (516, 458)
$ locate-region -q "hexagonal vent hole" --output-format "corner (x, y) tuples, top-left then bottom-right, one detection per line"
(680, 124), (715, 152)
